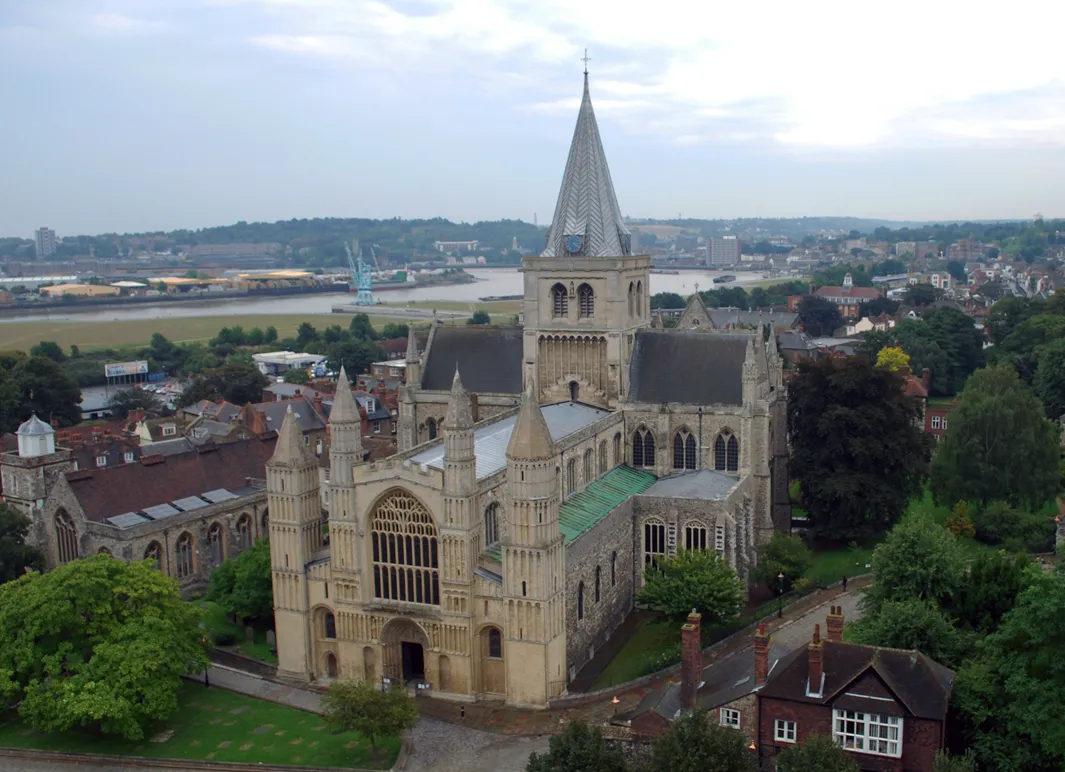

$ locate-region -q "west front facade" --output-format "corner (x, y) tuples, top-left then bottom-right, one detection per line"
(267, 71), (790, 708)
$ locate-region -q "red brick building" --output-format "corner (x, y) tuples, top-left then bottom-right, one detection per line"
(757, 607), (954, 772)
(787, 273), (881, 321)
(924, 400), (955, 443)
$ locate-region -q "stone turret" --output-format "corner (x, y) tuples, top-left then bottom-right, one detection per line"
(328, 367), (362, 578)
(442, 368), (476, 531)
(405, 332), (421, 388)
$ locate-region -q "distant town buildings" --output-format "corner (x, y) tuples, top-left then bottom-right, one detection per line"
(708, 236), (742, 266)
(800, 273), (880, 319)
(34, 227), (56, 258)
(433, 240), (479, 253)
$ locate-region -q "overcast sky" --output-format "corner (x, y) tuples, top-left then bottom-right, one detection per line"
(4, 0), (1065, 237)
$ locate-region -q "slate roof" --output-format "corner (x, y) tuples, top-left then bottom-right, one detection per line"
(421, 326), (523, 394)
(642, 469), (740, 501)
(628, 330), (750, 405)
(709, 308), (798, 330)
(541, 73), (632, 258)
(559, 466), (656, 545)
(407, 401), (611, 480)
(758, 640), (955, 720)
(251, 398), (327, 434)
(66, 435), (276, 523)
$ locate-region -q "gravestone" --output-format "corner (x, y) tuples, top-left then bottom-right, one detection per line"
(245, 626), (255, 642)
(266, 630), (276, 647)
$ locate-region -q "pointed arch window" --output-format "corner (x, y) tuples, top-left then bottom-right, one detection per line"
(426, 418), (438, 441)
(237, 514), (253, 552)
(175, 532), (195, 579)
(484, 502), (499, 549)
(370, 490), (440, 605)
(583, 448), (594, 485)
(208, 522), (225, 565)
(552, 283), (568, 318)
(567, 458), (577, 496)
(714, 431), (739, 473)
(578, 283), (594, 318)
(144, 541), (162, 568)
(673, 429), (697, 470)
(598, 440), (607, 475)
(55, 510), (78, 565)
(644, 518), (666, 567)
(577, 581), (585, 621)
(685, 523), (708, 551)
(628, 282), (635, 318)
(323, 611), (337, 639)
(613, 432), (621, 467)
(611, 550), (617, 586)
(595, 565), (601, 602)
(632, 427), (655, 468)
(636, 281), (644, 317)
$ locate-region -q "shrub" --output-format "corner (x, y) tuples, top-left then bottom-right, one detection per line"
(212, 631), (237, 646)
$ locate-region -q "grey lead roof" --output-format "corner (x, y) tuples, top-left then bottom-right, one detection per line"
(407, 401), (612, 480)
(628, 330), (751, 405)
(642, 469), (740, 501)
(421, 326), (523, 394)
(541, 73), (632, 258)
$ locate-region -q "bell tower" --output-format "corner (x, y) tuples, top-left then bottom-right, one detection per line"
(522, 70), (651, 408)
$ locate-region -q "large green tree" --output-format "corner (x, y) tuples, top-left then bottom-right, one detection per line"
(1033, 336), (1065, 420)
(177, 362), (269, 407)
(638, 549), (744, 624)
(753, 532), (813, 592)
(945, 551), (1036, 635)
(0, 555), (206, 740)
(849, 598), (968, 668)
(205, 539), (273, 620)
(0, 502), (43, 583)
(327, 339), (385, 378)
(797, 295), (844, 337)
(930, 366), (1059, 509)
(526, 719), (628, 772)
(788, 357), (931, 541)
(321, 680), (417, 762)
(649, 709), (756, 772)
(776, 734), (859, 772)
(0, 354), (83, 430)
(953, 569), (1065, 771)
(108, 387), (163, 419)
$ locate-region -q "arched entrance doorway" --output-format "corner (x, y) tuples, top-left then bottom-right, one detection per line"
(381, 618), (430, 685)
(325, 652), (338, 679)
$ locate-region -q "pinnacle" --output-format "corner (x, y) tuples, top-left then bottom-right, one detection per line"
(329, 366), (360, 424)
(444, 367), (473, 430)
(506, 381), (555, 461)
(269, 405), (314, 467)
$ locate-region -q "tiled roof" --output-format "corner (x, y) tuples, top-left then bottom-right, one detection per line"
(814, 286), (880, 300)
(559, 466), (656, 544)
(66, 435), (276, 523)
(421, 326), (523, 394)
(628, 331), (749, 405)
(758, 640), (955, 720)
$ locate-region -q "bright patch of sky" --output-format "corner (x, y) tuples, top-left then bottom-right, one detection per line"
(2, 0), (1065, 234)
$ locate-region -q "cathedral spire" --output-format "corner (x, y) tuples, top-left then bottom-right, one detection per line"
(444, 367), (473, 430)
(405, 331), (420, 364)
(269, 405), (313, 467)
(506, 381), (555, 460)
(329, 366), (359, 425)
(541, 70), (631, 258)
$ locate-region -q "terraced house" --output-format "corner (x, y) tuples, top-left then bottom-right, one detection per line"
(268, 70), (790, 708)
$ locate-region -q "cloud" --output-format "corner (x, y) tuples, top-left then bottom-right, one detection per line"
(225, 0), (1065, 151)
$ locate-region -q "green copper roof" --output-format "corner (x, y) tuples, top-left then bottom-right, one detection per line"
(559, 466), (657, 545)
(486, 546), (502, 562)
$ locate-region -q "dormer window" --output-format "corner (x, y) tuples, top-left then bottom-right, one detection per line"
(95, 455), (107, 467)
(162, 424), (176, 437)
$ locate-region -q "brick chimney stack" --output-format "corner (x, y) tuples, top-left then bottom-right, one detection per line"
(680, 609), (702, 710)
(921, 368), (931, 393)
(826, 605), (845, 642)
(808, 624), (824, 695)
(754, 622), (770, 686)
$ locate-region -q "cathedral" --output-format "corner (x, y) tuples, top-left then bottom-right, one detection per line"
(267, 72), (789, 708)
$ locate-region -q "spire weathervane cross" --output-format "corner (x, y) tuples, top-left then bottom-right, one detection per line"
(582, 48), (591, 74)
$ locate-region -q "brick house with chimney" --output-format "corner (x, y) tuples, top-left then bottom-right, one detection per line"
(757, 607), (955, 772)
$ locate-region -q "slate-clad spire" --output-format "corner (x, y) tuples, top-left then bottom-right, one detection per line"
(269, 405), (314, 467)
(329, 366), (359, 425)
(541, 72), (632, 258)
(506, 381), (555, 460)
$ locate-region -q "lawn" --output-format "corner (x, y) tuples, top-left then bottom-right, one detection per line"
(200, 600), (278, 666)
(0, 681), (398, 768)
(590, 618), (678, 689)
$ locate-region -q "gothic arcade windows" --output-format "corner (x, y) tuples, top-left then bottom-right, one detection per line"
(144, 541), (162, 568)
(613, 432), (621, 467)
(370, 490), (440, 606)
(672, 428), (697, 470)
(322, 610), (337, 639)
(714, 430), (740, 473)
(577, 581), (585, 621)
(552, 283), (568, 318)
(685, 523), (708, 551)
(644, 518), (666, 567)
(237, 514), (253, 552)
(487, 627), (503, 658)
(598, 440), (608, 475)
(484, 502), (499, 549)
(632, 427), (655, 467)
(578, 283), (594, 318)
(207, 522), (224, 565)
(628, 282), (635, 318)
(426, 418), (438, 441)
(54, 510), (78, 565)
(175, 532), (195, 579)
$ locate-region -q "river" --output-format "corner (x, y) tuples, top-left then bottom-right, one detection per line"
(0, 268), (768, 324)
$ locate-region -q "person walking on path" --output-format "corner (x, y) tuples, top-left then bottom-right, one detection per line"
(841, 575), (848, 592)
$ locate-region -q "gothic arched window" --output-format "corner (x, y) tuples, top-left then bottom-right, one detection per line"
(583, 448), (594, 485)
(644, 518), (666, 567)
(598, 440), (608, 475)
(577, 581), (585, 621)
(613, 432), (621, 466)
(207, 522), (224, 565)
(488, 626), (502, 658)
(426, 418), (438, 441)
(672, 428), (697, 470)
(175, 532), (195, 579)
(567, 458), (577, 496)
(578, 283), (594, 318)
(484, 502), (499, 549)
(324, 611), (337, 639)
(55, 510), (78, 565)
(237, 514), (253, 552)
(628, 281), (635, 318)
(632, 427), (655, 467)
(144, 541), (162, 568)
(714, 431), (740, 473)
(685, 522), (708, 551)
(552, 283), (568, 318)
(370, 490), (440, 605)
(611, 550), (617, 586)
(636, 281), (644, 317)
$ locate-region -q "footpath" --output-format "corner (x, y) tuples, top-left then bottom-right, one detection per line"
(206, 579), (866, 737)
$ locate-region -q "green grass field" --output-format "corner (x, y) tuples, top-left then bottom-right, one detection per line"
(591, 619), (678, 689)
(0, 681), (398, 768)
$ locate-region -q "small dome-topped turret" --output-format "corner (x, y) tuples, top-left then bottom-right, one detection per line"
(17, 414), (56, 458)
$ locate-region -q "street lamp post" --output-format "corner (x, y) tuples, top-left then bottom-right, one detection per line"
(777, 572), (785, 619)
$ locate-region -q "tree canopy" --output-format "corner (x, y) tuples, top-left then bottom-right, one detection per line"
(850, 598), (967, 669)
(637, 549), (744, 624)
(929, 366), (1060, 509)
(526, 719), (627, 772)
(776, 733), (859, 772)
(0, 502), (43, 584)
(321, 680), (418, 761)
(1033, 336), (1065, 420)
(797, 295), (844, 336)
(649, 709), (757, 772)
(753, 532), (812, 592)
(206, 538), (273, 620)
(0, 554), (207, 740)
(108, 387), (164, 419)
(177, 362), (269, 407)
(0, 353), (83, 431)
(788, 357), (930, 541)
